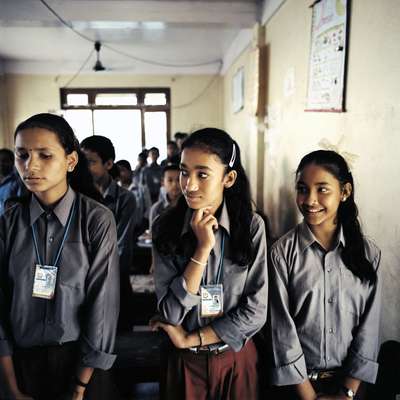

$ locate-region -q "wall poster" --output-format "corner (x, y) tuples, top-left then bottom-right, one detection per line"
(306, 0), (349, 112)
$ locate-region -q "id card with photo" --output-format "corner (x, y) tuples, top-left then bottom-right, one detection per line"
(32, 264), (58, 299)
(200, 284), (223, 318)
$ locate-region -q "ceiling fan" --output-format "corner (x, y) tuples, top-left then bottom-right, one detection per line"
(93, 41), (106, 71)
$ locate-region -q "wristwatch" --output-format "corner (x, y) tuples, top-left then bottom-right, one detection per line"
(341, 386), (355, 398)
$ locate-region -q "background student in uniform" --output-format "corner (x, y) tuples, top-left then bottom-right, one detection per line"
(150, 128), (268, 400)
(0, 148), (27, 215)
(149, 163), (181, 230)
(142, 146), (163, 204)
(116, 159), (151, 236)
(268, 150), (381, 400)
(0, 113), (119, 400)
(81, 135), (138, 331)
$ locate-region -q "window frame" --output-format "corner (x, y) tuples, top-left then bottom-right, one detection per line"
(60, 87), (171, 145)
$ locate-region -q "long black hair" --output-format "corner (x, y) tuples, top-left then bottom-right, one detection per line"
(14, 113), (102, 202)
(296, 150), (376, 284)
(153, 128), (254, 266)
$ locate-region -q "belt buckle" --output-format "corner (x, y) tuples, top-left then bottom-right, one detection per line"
(309, 371), (319, 381)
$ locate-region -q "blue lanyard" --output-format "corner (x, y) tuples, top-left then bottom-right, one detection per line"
(31, 199), (76, 267)
(202, 231), (225, 285)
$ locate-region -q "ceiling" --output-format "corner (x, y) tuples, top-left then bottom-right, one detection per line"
(0, 0), (261, 75)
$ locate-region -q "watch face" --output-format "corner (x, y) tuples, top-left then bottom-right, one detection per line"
(342, 386), (355, 398)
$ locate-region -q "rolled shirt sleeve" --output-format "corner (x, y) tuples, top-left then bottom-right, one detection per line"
(268, 245), (308, 385)
(210, 214), (268, 352)
(80, 206), (120, 370)
(342, 246), (382, 383)
(153, 248), (200, 325)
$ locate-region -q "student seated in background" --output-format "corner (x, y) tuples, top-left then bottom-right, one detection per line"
(268, 150), (381, 400)
(160, 140), (180, 167)
(0, 148), (27, 215)
(81, 135), (138, 331)
(142, 147), (163, 203)
(116, 159), (152, 236)
(149, 164), (181, 230)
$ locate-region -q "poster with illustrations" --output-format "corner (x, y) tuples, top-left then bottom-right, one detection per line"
(306, 0), (348, 111)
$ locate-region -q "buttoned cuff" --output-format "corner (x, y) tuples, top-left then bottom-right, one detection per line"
(170, 276), (200, 309)
(211, 318), (245, 352)
(0, 339), (13, 357)
(270, 353), (308, 386)
(80, 339), (116, 370)
(343, 350), (379, 384)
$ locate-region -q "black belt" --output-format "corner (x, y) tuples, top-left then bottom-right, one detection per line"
(187, 343), (230, 355)
(308, 369), (340, 381)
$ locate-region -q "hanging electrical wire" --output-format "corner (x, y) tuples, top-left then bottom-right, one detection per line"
(60, 47), (95, 87)
(173, 61), (223, 109)
(39, 0), (222, 68)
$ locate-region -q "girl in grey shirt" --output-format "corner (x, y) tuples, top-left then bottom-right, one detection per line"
(150, 128), (268, 399)
(269, 150), (381, 400)
(0, 114), (119, 400)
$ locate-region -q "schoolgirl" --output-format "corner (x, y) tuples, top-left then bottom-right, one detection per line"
(269, 150), (381, 400)
(150, 128), (268, 399)
(0, 113), (119, 400)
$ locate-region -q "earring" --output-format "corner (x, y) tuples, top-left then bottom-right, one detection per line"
(342, 196), (347, 201)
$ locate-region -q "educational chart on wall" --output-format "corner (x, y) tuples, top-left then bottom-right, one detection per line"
(306, 0), (348, 112)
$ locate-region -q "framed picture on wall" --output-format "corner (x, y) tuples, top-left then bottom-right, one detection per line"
(306, 0), (349, 112)
(232, 67), (244, 113)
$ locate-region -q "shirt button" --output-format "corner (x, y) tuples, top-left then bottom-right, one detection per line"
(327, 356), (331, 361)
(329, 328), (334, 334)
(328, 297), (334, 304)
(327, 268), (332, 273)
(46, 213), (52, 220)
(49, 236), (54, 243)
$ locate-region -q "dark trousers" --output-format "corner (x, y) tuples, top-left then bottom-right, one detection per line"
(9, 342), (116, 400)
(161, 339), (259, 400)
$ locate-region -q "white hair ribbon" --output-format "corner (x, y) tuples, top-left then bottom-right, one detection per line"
(318, 135), (358, 171)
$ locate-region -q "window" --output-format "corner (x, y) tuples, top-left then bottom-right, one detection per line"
(60, 87), (170, 166)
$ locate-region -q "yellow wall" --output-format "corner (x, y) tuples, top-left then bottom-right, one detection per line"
(263, 0), (400, 342)
(3, 73), (223, 145)
(223, 28), (265, 207)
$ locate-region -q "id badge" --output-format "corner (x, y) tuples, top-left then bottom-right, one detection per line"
(32, 264), (58, 299)
(200, 284), (223, 318)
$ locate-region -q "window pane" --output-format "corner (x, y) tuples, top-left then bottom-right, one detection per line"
(93, 110), (142, 168)
(66, 94), (89, 106)
(95, 93), (137, 106)
(63, 110), (93, 143)
(144, 93), (167, 106)
(144, 112), (167, 161)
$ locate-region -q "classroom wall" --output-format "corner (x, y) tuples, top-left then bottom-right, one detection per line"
(3, 73), (223, 146)
(263, 0), (400, 343)
(222, 27), (266, 207)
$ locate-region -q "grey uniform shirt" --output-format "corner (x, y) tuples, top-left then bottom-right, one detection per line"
(149, 192), (170, 230)
(153, 202), (268, 352)
(0, 187), (120, 370)
(103, 179), (138, 273)
(269, 221), (381, 385)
